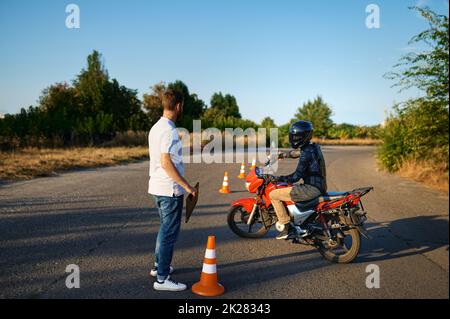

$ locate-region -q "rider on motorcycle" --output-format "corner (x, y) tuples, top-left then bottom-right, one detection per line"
(265, 120), (328, 240)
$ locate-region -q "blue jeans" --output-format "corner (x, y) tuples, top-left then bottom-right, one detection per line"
(153, 195), (184, 281)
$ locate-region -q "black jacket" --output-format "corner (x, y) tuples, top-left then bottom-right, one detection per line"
(276, 143), (327, 193)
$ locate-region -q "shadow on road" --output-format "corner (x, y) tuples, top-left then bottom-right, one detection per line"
(356, 215), (449, 263)
(175, 250), (318, 275)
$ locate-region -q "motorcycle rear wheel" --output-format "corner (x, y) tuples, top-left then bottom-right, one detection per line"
(227, 205), (270, 238)
(317, 218), (361, 264)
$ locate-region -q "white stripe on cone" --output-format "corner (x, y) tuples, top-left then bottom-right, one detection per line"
(205, 249), (216, 259)
(202, 263), (217, 274)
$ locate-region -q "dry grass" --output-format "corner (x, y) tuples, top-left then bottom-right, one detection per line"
(312, 138), (382, 146)
(0, 147), (148, 181)
(396, 158), (449, 193)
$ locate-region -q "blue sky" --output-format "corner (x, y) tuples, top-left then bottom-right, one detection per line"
(0, 0), (448, 125)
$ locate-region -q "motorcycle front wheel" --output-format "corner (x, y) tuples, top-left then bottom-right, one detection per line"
(227, 205), (270, 238)
(317, 216), (361, 264)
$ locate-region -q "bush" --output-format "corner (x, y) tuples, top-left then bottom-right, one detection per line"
(378, 100), (449, 172)
(328, 123), (381, 140)
(378, 115), (408, 171)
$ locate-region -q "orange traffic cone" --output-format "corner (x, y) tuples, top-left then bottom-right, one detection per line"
(249, 158), (256, 171)
(237, 162), (246, 179)
(192, 236), (225, 297)
(219, 172), (231, 194)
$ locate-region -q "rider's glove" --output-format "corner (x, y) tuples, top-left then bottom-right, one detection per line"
(277, 151), (288, 159)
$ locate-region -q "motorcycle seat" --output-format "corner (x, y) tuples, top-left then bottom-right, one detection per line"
(322, 191), (348, 200)
(295, 191), (348, 210)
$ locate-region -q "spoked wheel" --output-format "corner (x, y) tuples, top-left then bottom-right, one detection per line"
(317, 215), (361, 264)
(227, 205), (270, 238)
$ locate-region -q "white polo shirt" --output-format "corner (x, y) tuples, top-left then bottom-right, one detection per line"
(148, 117), (185, 197)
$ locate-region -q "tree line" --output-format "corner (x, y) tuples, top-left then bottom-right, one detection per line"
(0, 49), (378, 151)
(0, 49), (267, 150)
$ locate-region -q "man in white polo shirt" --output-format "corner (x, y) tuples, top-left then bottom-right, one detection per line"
(148, 89), (197, 292)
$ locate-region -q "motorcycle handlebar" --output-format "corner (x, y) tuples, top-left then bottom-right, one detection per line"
(263, 152), (283, 167)
(257, 150), (288, 179)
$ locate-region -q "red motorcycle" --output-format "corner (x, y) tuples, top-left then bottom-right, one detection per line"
(227, 160), (373, 264)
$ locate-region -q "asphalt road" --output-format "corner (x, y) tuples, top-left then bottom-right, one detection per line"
(0, 146), (448, 299)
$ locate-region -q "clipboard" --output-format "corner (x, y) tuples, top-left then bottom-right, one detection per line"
(185, 182), (199, 223)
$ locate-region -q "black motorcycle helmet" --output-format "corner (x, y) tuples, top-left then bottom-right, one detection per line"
(289, 120), (314, 149)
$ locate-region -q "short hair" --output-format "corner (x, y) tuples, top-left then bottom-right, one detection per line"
(162, 89), (184, 111)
